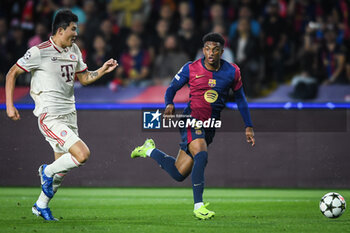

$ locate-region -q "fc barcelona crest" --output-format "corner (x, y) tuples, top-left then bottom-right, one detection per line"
(208, 79), (216, 87)
(195, 129), (202, 135)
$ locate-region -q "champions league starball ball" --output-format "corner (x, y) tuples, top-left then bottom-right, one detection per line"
(319, 192), (346, 218)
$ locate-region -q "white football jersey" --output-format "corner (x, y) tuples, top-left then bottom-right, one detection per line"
(16, 37), (87, 116)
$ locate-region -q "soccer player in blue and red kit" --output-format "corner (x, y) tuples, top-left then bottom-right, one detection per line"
(131, 33), (255, 220)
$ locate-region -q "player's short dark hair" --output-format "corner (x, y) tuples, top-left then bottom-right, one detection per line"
(202, 32), (225, 47)
(52, 9), (78, 35)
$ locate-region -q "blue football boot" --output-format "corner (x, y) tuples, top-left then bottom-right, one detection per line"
(32, 203), (58, 221)
(38, 164), (54, 198)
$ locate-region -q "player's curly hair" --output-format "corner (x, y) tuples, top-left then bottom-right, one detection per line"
(202, 32), (225, 47)
(52, 9), (78, 35)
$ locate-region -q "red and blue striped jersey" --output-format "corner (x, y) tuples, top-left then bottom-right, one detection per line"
(165, 58), (244, 121)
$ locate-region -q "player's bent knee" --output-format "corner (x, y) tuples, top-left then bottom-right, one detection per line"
(177, 165), (191, 178)
(69, 141), (91, 164)
(174, 173), (186, 182)
(175, 158), (193, 179)
(76, 148), (90, 163)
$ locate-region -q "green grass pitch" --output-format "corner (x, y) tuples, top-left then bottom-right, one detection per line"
(0, 188), (349, 233)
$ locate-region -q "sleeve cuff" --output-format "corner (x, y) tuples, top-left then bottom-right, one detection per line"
(16, 63), (29, 72)
(165, 101), (174, 107)
(76, 67), (88, 73)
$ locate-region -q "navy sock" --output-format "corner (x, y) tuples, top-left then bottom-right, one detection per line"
(191, 151), (208, 204)
(150, 149), (185, 182)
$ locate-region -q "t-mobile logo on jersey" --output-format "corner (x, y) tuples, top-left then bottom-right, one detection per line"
(61, 64), (74, 82)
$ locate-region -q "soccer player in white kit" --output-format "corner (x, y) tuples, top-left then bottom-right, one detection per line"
(5, 10), (118, 221)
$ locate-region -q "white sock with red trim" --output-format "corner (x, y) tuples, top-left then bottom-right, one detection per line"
(53, 172), (67, 193)
(36, 172), (67, 209)
(44, 153), (81, 177)
(36, 191), (51, 209)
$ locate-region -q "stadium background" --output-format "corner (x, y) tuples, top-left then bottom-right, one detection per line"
(0, 0), (350, 189)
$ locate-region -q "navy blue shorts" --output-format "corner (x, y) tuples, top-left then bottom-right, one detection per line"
(179, 122), (216, 157)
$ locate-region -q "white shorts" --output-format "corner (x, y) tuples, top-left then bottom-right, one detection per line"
(38, 111), (80, 153)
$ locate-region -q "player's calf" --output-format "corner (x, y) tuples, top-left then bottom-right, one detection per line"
(131, 139), (186, 182)
(53, 172), (67, 193)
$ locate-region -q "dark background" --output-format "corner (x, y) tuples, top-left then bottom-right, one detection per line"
(1, 109), (349, 188)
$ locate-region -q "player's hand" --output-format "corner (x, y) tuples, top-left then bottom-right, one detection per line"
(245, 127), (255, 146)
(164, 104), (175, 118)
(102, 59), (118, 74)
(6, 105), (21, 121)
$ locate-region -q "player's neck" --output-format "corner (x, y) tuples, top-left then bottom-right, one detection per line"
(51, 35), (66, 48)
(204, 60), (220, 72)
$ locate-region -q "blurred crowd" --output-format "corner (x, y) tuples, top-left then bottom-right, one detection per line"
(1, 0), (350, 98)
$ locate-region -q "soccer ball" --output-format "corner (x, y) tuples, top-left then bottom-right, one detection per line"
(319, 192), (346, 218)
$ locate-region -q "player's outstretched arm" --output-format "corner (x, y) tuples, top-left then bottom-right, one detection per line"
(5, 64), (25, 121)
(77, 58), (118, 85)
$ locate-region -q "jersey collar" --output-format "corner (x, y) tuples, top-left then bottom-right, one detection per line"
(49, 37), (64, 53)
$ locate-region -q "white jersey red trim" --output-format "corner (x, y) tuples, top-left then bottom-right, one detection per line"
(16, 37), (88, 116)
